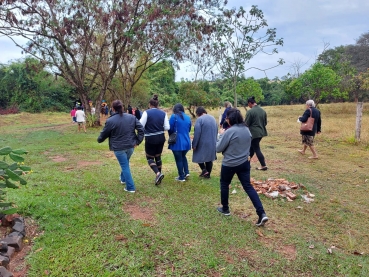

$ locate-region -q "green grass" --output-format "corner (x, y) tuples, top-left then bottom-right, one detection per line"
(1, 103), (369, 276)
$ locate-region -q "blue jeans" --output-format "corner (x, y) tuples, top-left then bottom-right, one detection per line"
(220, 160), (265, 216)
(114, 148), (135, 191)
(172, 150), (189, 180)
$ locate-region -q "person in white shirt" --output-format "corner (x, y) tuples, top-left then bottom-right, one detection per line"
(75, 106), (86, 133)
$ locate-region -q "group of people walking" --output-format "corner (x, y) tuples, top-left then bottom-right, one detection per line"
(97, 94), (322, 227)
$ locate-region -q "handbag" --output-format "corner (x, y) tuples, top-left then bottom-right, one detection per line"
(168, 115), (177, 145)
(300, 108), (315, 131)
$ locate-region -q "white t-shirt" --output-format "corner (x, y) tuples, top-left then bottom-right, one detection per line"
(75, 110), (85, 122)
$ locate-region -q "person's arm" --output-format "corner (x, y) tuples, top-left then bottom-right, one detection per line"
(139, 111), (148, 128)
(216, 129), (230, 153)
(97, 121), (112, 143)
(298, 109), (310, 123)
(316, 110), (322, 133)
(245, 111), (251, 127)
(135, 119), (145, 145)
(264, 111), (267, 126)
(168, 115), (175, 135)
(163, 113), (170, 131)
(192, 120), (201, 150)
(220, 110), (226, 126)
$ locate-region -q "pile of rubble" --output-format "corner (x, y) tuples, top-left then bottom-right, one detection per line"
(250, 178), (316, 203)
(0, 214), (26, 277)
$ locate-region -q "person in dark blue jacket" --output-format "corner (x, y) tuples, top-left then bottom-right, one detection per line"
(97, 100), (144, 193)
(298, 99), (322, 159)
(168, 103), (192, 182)
(220, 101), (232, 129)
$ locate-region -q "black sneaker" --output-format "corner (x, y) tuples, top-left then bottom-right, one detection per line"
(256, 213), (268, 226)
(199, 169), (208, 177)
(155, 173), (164, 186)
(217, 207), (230, 216)
(202, 172), (210, 179)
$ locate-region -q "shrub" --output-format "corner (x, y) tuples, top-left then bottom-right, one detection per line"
(86, 113), (98, 127)
(0, 106), (20, 115)
(0, 146), (31, 214)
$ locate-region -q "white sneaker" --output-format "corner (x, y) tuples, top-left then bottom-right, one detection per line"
(124, 188), (135, 193)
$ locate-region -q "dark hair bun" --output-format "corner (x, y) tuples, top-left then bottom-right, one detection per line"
(153, 94), (158, 100)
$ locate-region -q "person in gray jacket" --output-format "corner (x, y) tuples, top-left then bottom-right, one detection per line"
(97, 100), (144, 193)
(192, 107), (218, 178)
(216, 108), (268, 226)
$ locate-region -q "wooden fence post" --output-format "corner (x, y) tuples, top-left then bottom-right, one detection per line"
(355, 102), (363, 142)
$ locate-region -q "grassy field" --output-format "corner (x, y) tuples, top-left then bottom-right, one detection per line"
(0, 103), (369, 276)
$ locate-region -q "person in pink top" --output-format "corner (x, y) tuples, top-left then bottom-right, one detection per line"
(70, 107), (77, 123)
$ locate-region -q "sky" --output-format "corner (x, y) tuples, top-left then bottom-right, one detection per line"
(176, 0), (369, 81)
(1, 0), (368, 81)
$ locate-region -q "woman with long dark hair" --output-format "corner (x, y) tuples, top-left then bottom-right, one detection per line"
(216, 108), (268, 226)
(168, 103), (192, 181)
(140, 95), (170, 185)
(97, 100), (144, 193)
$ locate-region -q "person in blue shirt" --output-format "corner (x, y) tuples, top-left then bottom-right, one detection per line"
(168, 103), (192, 182)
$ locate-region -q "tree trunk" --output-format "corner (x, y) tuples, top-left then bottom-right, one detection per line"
(187, 106), (196, 118)
(233, 75), (237, 108)
(355, 102), (363, 142)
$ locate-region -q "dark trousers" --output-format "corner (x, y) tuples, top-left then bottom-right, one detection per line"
(220, 160), (265, 216)
(198, 162), (213, 175)
(250, 137), (266, 167)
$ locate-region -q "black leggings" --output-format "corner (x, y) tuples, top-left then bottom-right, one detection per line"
(145, 142), (164, 174)
(249, 137), (266, 167)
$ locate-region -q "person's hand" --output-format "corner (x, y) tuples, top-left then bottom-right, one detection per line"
(219, 128), (225, 135)
(317, 132), (321, 134)
(134, 144), (138, 148)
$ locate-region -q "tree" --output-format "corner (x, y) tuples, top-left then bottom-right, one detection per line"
(285, 63), (344, 105)
(1, 0), (217, 123)
(0, 58), (73, 112)
(236, 78), (263, 110)
(257, 77), (288, 105)
(346, 32), (369, 73)
(211, 5), (284, 107)
(178, 81), (220, 118)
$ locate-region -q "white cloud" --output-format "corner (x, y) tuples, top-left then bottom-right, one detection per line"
(0, 37), (26, 64)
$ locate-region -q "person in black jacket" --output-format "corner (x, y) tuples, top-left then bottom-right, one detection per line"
(298, 100), (321, 159)
(97, 100), (144, 193)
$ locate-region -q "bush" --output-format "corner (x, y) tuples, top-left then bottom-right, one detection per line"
(0, 106), (20, 115)
(0, 146), (31, 214)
